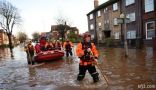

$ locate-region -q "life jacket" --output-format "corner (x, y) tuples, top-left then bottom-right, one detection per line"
(46, 45), (55, 50)
(65, 42), (72, 50)
(28, 44), (34, 55)
(54, 42), (61, 50)
(80, 42), (93, 62)
(39, 37), (47, 46)
(35, 44), (41, 53)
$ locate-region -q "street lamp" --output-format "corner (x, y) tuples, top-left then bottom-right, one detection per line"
(118, 13), (129, 57)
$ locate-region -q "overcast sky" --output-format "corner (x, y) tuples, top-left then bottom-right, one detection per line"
(7, 0), (108, 38)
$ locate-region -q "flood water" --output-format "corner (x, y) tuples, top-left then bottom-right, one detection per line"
(0, 44), (156, 90)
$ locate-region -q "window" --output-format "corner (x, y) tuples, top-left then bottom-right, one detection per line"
(126, 12), (135, 22)
(91, 34), (94, 40)
(104, 9), (106, 13)
(126, 0), (135, 6)
(98, 22), (101, 27)
(97, 11), (101, 17)
(104, 21), (107, 24)
(127, 30), (136, 39)
(67, 31), (70, 34)
(104, 8), (108, 13)
(89, 14), (93, 20)
(113, 18), (118, 25)
(99, 33), (102, 40)
(107, 20), (109, 23)
(113, 3), (118, 11)
(146, 21), (155, 39)
(90, 24), (94, 30)
(145, 0), (154, 13)
(75, 31), (78, 34)
(114, 32), (120, 39)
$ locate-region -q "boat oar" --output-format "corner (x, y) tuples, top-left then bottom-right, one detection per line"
(90, 49), (109, 86)
(96, 63), (109, 86)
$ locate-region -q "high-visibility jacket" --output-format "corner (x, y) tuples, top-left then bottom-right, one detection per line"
(76, 42), (99, 66)
(63, 41), (73, 50)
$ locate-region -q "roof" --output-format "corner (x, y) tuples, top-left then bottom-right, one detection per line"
(87, 0), (119, 15)
(51, 25), (76, 32)
(0, 29), (4, 33)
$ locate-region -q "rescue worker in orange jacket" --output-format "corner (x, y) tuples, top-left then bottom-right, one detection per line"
(63, 39), (74, 57)
(76, 33), (99, 83)
(24, 41), (35, 65)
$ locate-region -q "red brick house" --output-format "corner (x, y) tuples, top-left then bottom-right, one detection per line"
(0, 29), (9, 46)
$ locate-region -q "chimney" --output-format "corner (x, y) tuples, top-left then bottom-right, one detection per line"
(94, 0), (99, 8)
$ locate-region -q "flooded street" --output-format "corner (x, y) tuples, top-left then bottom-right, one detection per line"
(0, 44), (156, 90)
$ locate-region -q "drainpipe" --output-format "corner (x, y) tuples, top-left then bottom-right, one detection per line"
(94, 12), (98, 44)
(136, 0), (143, 49)
(120, 0), (124, 48)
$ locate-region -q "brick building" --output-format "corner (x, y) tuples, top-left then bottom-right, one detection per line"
(0, 29), (9, 46)
(87, 0), (156, 47)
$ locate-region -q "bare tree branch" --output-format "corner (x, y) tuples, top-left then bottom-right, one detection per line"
(0, 0), (22, 49)
(0, 0), (21, 34)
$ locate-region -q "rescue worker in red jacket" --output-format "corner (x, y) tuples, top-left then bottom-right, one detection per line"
(76, 33), (99, 83)
(63, 39), (74, 57)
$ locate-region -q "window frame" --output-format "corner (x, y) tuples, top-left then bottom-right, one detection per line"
(113, 3), (118, 11)
(144, 0), (154, 13)
(98, 22), (101, 27)
(97, 10), (101, 17)
(114, 32), (120, 39)
(89, 14), (93, 20)
(127, 30), (136, 39)
(126, 12), (136, 22)
(146, 21), (155, 39)
(113, 18), (118, 25)
(90, 24), (94, 30)
(125, 0), (135, 6)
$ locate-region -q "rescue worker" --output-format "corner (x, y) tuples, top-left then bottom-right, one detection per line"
(76, 33), (99, 83)
(35, 43), (41, 54)
(46, 41), (55, 50)
(24, 41), (35, 65)
(63, 39), (73, 57)
(54, 40), (61, 50)
(39, 36), (47, 51)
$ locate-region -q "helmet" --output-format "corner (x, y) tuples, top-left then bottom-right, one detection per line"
(83, 33), (91, 39)
(66, 39), (69, 42)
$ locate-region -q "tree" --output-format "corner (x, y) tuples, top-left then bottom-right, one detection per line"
(0, 0), (21, 50)
(32, 32), (40, 42)
(55, 16), (71, 44)
(17, 32), (27, 43)
(56, 16), (67, 42)
(67, 31), (81, 42)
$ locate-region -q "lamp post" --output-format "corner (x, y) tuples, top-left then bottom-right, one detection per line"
(119, 13), (129, 57)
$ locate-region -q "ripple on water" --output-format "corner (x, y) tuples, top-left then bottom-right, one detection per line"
(106, 71), (112, 75)
(110, 75), (120, 79)
(109, 86), (125, 90)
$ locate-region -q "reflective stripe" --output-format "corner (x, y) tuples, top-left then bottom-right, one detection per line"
(79, 60), (93, 66)
(92, 72), (98, 75)
(78, 75), (84, 77)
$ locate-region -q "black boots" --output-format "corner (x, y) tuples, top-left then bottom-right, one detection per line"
(92, 73), (99, 83)
(77, 75), (85, 81)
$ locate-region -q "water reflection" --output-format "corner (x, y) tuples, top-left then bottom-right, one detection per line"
(0, 45), (156, 90)
(101, 47), (156, 90)
(28, 67), (37, 87)
(0, 48), (10, 59)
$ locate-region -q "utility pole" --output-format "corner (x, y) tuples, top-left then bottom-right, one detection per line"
(118, 0), (129, 57)
(123, 16), (128, 57)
